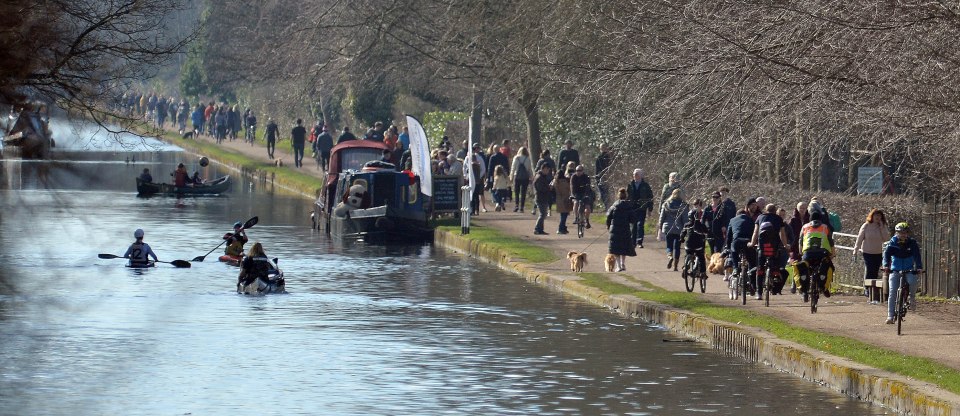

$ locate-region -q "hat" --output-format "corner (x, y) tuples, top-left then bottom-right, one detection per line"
(233, 220), (243, 228)
(134, 229), (144, 238)
(747, 197), (757, 206)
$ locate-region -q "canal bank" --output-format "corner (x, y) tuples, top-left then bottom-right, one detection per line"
(434, 229), (960, 415)
(139, 123), (960, 414)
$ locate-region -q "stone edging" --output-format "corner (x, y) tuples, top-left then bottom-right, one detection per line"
(434, 229), (960, 416)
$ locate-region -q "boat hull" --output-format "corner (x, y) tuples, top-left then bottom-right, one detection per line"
(218, 254), (242, 266)
(329, 205), (433, 244)
(137, 175), (231, 196)
(237, 271), (285, 295)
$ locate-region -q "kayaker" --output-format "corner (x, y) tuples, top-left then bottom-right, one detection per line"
(123, 229), (158, 267)
(224, 221), (248, 258)
(172, 163), (190, 187)
(239, 242), (273, 287)
(138, 168), (153, 183)
(190, 171), (204, 185)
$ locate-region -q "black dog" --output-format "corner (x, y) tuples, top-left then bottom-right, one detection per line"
(181, 131), (195, 140)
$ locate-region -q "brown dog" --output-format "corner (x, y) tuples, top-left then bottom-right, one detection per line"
(708, 252), (726, 275)
(567, 251), (587, 272)
(604, 254), (617, 272)
(275, 158), (284, 167)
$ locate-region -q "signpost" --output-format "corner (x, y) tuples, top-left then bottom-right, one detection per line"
(857, 167), (884, 195)
(431, 175), (462, 213)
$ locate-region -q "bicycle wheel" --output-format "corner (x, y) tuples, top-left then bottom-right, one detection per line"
(683, 255), (695, 292)
(764, 267), (772, 307)
(896, 283), (908, 335)
(698, 260), (707, 293)
(810, 277), (819, 313)
(577, 210), (585, 238)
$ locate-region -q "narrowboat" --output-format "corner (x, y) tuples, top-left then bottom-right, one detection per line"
(315, 140), (433, 244)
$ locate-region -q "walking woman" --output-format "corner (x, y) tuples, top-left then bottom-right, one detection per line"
(510, 146), (533, 212)
(854, 209), (889, 302)
(607, 188), (638, 271)
(658, 188), (688, 271)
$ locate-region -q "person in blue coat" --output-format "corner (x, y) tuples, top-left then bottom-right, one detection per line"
(882, 222), (923, 324)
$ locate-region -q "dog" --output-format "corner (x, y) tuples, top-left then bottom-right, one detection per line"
(275, 158), (284, 167)
(604, 254), (617, 272)
(708, 252), (726, 275)
(181, 130), (195, 140)
(567, 251), (587, 272)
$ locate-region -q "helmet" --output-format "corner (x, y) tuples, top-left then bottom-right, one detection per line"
(895, 222), (910, 232)
(233, 221), (243, 229)
(134, 229), (144, 238)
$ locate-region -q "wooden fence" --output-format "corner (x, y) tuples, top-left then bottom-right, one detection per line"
(920, 198), (960, 299)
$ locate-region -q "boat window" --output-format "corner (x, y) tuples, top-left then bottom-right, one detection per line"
(340, 149), (384, 172)
(407, 182), (418, 204)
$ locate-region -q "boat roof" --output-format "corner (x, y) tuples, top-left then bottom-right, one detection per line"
(326, 140), (391, 185)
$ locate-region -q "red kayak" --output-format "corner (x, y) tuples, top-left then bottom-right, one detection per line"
(218, 254), (242, 266)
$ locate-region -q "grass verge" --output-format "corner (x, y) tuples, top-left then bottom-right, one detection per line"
(436, 219), (557, 263)
(576, 272), (960, 395)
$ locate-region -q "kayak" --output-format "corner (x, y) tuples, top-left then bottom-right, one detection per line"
(126, 261), (155, 268)
(218, 254), (242, 266)
(237, 269), (286, 295)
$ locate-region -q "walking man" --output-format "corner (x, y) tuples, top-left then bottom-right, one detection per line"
(627, 168), (654, 248)
(265, 117), (279, 159)
(291, 118), (307, 168)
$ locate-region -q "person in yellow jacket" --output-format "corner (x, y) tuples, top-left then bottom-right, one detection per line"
(797, 211), (834, 300)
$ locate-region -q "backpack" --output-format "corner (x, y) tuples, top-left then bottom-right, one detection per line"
(514, 156), (530, 180)
(758, 227), (779, 257)
(828, 212), (842, 233)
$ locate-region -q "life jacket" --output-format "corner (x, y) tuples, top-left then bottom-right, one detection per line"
(128, 242), (149, 263)
(248, 255), (273, 279)
(801, 221), (832, 253)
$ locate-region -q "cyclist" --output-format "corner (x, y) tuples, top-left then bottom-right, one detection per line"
(798, 210), (834, 300)
(750, 204), (791, 299)
(245, 110), (257, 142)
(569, 164), (593, 229)
(679, 198), (708, 276)
(882, 222), (923, 324)
(724, 203), (756, 284)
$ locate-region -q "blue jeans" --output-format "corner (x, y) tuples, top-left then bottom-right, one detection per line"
(558, 212), (569, 232)
(633, 209), (648, 244)
(534, 202), (547, 232)
(666, 233), (681, 260)
(888, 270), (918, 319)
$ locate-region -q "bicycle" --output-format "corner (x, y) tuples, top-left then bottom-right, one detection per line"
(245, 125), (257, 145)
(756, 255), (782, 307)
(681, 249), (707, 293)
(571, 195), (590, 239)
(891, 269), (921, 335)
(802, 256), (828, 314)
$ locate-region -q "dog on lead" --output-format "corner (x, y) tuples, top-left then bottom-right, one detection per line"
(604, 254), (617, 272)
(708, 252), (726, 275)
(567, 251), (587, 273)
(274, 158), (284, 167)
(181, 130), (195, 140)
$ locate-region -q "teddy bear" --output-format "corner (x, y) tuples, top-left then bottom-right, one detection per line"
(333, 183), (371, 217)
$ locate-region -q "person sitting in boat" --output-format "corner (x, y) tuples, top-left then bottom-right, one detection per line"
(138, 168), (153, 183)
(172, 163), (190, 187)
(190, 171), (204, 185)
(238, 242), (276, 287)
(224, 221), (248, 258)
(123, 228), (159, 267)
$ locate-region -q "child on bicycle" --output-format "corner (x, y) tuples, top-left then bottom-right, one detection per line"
(882, 222), (923, 324)
(491, 165), (510, 212)
(679, 198), (708, 275)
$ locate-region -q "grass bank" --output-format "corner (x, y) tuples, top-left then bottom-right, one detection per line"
(577, 272), (960, 395)
(436, 219), (557, 263)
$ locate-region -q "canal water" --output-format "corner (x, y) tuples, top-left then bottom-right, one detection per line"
(0, 123), (884, 415)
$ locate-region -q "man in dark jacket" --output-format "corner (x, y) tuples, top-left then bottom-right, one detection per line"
(626, 168), (654, 248)
(314, 126), (335, 171)
(595, 143), (613, 210)
(337, 126), (357, 144)
(558, 140), (580, 172)
(725, 207), (756, 282)
(533, 165), (553, 235)
(291, 118), (307, 168)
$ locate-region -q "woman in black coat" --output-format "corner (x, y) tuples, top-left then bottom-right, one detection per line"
(607, 188), (638, 271)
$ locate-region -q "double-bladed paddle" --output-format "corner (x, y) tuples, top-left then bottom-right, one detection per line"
(98, 253), (191, 268)
(191, 216), (259, 262)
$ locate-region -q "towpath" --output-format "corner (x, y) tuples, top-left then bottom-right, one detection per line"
(175, 128), (960, 372)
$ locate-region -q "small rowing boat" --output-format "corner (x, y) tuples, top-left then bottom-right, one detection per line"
(136, 175), (231, 196)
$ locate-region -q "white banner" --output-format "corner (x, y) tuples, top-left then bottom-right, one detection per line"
(405, 115), (433, 197)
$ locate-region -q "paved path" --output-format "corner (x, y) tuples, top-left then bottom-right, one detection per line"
(177, 128), (960, 372)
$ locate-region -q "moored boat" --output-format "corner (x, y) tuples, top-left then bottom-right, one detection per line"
(315, 140), (433, 244)
(136, 175), (231, 196)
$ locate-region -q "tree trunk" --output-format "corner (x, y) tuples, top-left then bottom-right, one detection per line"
(519, 90), (542, 161)
(470, 87), (484, 147)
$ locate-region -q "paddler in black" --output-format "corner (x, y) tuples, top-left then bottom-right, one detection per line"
(239, 242), (273, 286)
(224, 221), (248, 257)
(124, 228), (159, 266)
